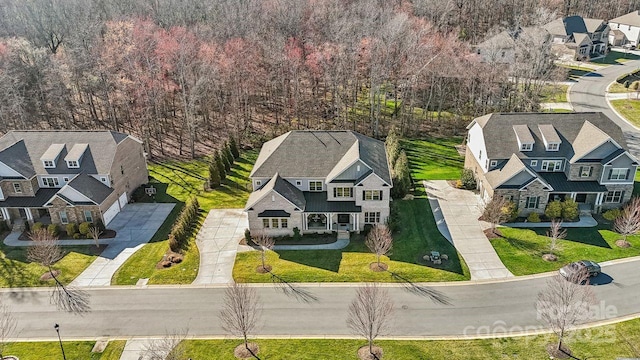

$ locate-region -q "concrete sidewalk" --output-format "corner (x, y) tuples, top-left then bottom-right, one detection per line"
(424, 180), (514, 280)
(119, 338), (164, 360)
(69, 203), (175, 287)
(192, 209), (247, 285)
(540, 102), (574, 111)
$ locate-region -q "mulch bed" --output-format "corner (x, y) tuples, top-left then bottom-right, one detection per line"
(256, 265), (272, 274)
(156, 252), (184, 269)
(234, 343), (259, 359)
(542, 253), (558, 262)
(546, 343), (571, 358)
(271, 235), (337, 246)
(616, 240), (632, 248)
(19, 229), (117, 241)
(369, 262), (388, 272)
(483, 228), (502, 239)
(357, 345), (384, 360)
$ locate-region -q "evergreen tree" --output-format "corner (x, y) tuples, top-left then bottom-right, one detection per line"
(391, 150), (411, 199)
(223, 141), (234, 169)
(208, 160), (221, 188)
(214, 150), (227, 179)
(229, 136), (240, 159)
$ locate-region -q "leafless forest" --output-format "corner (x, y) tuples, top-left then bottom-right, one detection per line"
(0, 0), (638, 158)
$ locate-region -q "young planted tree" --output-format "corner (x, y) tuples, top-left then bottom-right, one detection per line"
(229, 136), (240, 159)
(221, 146), (232, 172)
(391, 150), (411, 199)
(614, 196), (640, 246)
(537, 273), (596, 357)
(0, 301), (17, 360)
(224, 141), (235, 169)
(347, 283), (394, 359)
(365, 225), (393, 271)
(252, 232), (275, 273)
(88, 225), (103, 249)
(142, 329), (188, 360)
(219, 283), (261, 359)
(208, 157), (221, 189)
(214, 150), (226, 180)
(544, 220), (566, 261)
(481, 196), (514, 236)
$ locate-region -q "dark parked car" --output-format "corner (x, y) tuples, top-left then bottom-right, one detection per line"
(559, 260), (601, 282)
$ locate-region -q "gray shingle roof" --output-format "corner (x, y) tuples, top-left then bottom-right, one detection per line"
(0, 188), (58, 207)
(485, 154), (529, 188)
(0, 130), (135, 176)
(250, 130), (392, 185)
(303, 192), (361, 212)
(538, 173), (607, 192)
(66, 174), (114, 204)
(245, 173), (305, 210)
(472, 113), (627, 161)
(544, 16), (605, 38)
(610, 11), (640, 27)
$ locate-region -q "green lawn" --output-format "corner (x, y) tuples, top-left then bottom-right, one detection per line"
(610, 99), (640, 128)
(0, 233), (101, 288)
(178, 317), (640, 359)
(560, 65), (594, 80)
(111, 151), (257, 285)
(609, 82), (630, 93)
(233, 189), (469, 283)
(491, 224), (640, 275)
(403, 137), (464, 181)
(590, 51), (640, 65)
(540, 108), (574, 113)
(3, 340), (125, 360)
(540, 84), (569, 103)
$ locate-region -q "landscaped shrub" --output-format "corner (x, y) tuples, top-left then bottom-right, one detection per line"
(561, 199), (579, 220)
(32, 222), (44, 232)
(66, 223), (78, 236)
(168, 234), (180, 253)
(544, 200), (563, 219)
(229, 137), (240, 159)
(244, 228), (252, 244)
(385, 129), (401, 166)
(292, 227), (301, 241)
(214, 150), (226, 180)
(603, 208), (622, 221)
(208, 157), (221, 189)
(95, 218), (105, 232)
(168, 196), (201, 253)
(391, 150), (411, 199)
(460, 168), (477, 190)
(24, 221), (30, 232)
(386, 203), (400, 233)
(73, 233), (81, 239)
(79, 222), (91, 236)
(527, 212), (541, 223)
(223, 142), (234, 171)
(47, 223), (59, 236)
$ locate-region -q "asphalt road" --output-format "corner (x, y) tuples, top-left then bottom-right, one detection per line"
(3, 260), (639, 340)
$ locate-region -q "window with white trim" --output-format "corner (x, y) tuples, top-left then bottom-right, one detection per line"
(608, 168), (629, 180)
(42, 177), (59, 187)
(364, 212), (381, 224)
(525, 196), (540, 209)
(541, 160), (562, 172)
(43, 160), (55, 168)
(531, 160), (538, 167)
(271, 219), (279, 228)
(281, 218), (288, 228)
(604, 190), (624, 203)
(66, 160), (79, 168)
(296, 180), (302, 186)
(521, 143), (533, 151)
(580, 166), (593, 178)
(309, 181), (323, 192)
(263, 218), (288, 228)
(546, 143), (559, 151)
(333, 187), (353, 198)
(13, 183), (22, 193)
(490, 160), (498, 167)
(59, 211), (69, 224)
(363, 190), (383, 200)
(262, 219), (270, 228)
(84, 210), (93, 223)
(255, 180), (262, 187)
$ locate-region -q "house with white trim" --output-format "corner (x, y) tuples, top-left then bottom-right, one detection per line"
(609, 10), (640, 46)
(0, 131), (148, 229)
(245, 130), (392, 236)
(464, 113), (637, 215)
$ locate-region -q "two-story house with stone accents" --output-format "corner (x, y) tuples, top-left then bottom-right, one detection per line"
(0, 131), (148, 229)
(464, 113), (638, 215)
(245, 130), (392, 236)
(544, 16), (609, 60)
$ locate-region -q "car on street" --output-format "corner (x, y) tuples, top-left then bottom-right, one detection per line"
(559, 260), (601, 282)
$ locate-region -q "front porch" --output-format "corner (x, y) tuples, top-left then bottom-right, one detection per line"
(303, 212), (360, 232)
(547, 191), (605, 214)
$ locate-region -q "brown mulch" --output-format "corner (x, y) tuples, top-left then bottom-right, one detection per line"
(256, 264), (272, 274)
(40, 270), (61, 281)
(369, 262), (388, 272)
(546, 343), (571, 358)
(616, 240), (632, 248)
(234, 343), (259, 359)
(156, 251), (184, 269)
(19, 229), (117, 241)
(357, 345), (384, 360)
(483, 228), (502, 239)
(542, 253), (558, 262)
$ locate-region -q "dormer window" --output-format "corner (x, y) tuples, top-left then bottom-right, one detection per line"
(40, 143), (65, 169)
(547, 143), (559, 151)
(538, 124), (561, 152)
(513, 125), (535, 152)
(67, 160), (79, 168)
(43, 160), (55, 168)
(521, 143), (533, 151)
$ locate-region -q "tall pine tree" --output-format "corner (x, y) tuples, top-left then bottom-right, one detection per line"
(214, 150), (227, 180)
(229, 137), (240, 159)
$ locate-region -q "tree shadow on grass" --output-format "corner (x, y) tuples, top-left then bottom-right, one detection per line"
(533, 228), (611, 249)
(276, 250), (342, 272)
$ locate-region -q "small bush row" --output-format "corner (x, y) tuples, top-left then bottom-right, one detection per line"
(169, 197), (200, 252)
(31, 218), (105, 239)
(543, 199), (579, 221)
(208, 138), (240, 189)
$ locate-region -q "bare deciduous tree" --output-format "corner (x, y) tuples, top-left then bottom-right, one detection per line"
(219, 283), (261, 359)
(0, 301), (17, 359)
(614, 197), (640, 243)
(347, 283), (394, 359)
(142, 329), (188, 360)
(365, 225), (393, 270)
(252, 232), (275, 272)
(537, 273), (596, 356)
(481, 196), (514, 236)
(545, 219), (566, 260)
(88, 225), (102, 248)
(27, 229), (90, 314)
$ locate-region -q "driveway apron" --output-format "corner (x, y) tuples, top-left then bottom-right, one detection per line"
(192, 209), (248, 285)
(424, 180), (514, 280)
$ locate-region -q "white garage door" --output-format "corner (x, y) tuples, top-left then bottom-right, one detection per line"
(118, 192), (128, 209)
(103, 201), (120, 225)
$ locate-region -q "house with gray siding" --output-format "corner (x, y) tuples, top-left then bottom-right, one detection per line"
(464, 112), (637, 215)
(0, 130), (148, 229)
(245, 131), (392, 236)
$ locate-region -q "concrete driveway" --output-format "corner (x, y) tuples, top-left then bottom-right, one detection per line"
(192, 209), (247, 285)
(424, 180), (514, 280)
(70, 203), (175, 287)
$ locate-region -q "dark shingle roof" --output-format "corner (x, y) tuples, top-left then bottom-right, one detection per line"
(303, 192), (361, 212)
(0, 188), (59, 207)
(66, 174), (114, 204)
(538, 173), (607, 192)
(245, 174), (306, 210)
(258, 210), (291, 218)
(0, 130), (136, 176)
(472, 113), (628, 161)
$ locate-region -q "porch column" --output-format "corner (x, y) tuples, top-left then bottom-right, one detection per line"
(328, 213), (333, 230)
(326, 212), (330, 230)
(0, 208), (9, 221)
(24, 208), (33, 221)
(302, 213), (307, 231)
(596, 193), (604, 206)
(570, 192), (576, 200)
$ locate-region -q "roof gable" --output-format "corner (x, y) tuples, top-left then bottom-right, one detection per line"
(245, 173), (305, 211)
(570, 120), (618, 163)
(65, 174), (114, 204)
(611, 10), (640, 27)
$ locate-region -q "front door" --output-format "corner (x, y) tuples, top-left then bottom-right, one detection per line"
(575, 194), (587, 203)
(337, 214), (350, 224)
(18, 208), (27, 220)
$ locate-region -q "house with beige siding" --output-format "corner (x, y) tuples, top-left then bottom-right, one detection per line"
(0, 130), (148, 230)
(245, 131), (392, 236)
(465, 113), (637, 215)
(544, 16), (609, 60)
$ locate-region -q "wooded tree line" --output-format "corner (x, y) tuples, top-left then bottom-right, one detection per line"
(0, 0), (638, 159)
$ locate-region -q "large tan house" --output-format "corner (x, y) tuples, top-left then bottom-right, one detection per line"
(0, 131), (148, 229)
(465, 113), (637, 215)
(245, 131), (392, 236)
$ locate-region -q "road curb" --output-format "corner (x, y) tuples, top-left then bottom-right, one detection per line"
(605, 80), (640, 132)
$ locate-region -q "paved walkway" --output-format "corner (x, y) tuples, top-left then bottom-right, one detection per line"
(67, 203), (175, 287)
(507, 215), (597, 228)
(424, 180), (514, 280)
(192, 209), (247, 285)
(540, 102), (573, 110)
(119, 338), (163, 360)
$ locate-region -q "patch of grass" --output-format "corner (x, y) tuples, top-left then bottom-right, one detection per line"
(0, 233), (100, 288)
(610, 99), (640, 128)
(609, 82), (631, 93)
(179, 317), (640, 359)
(233, 189), (469, 282)
(3, 340), (126, 359)
(540, 84), (569, 103)
(540, 108), (574, 113)
(403, 137), (464, 181)
(590, 51), (640, 65)
(491, 224), (640, 275)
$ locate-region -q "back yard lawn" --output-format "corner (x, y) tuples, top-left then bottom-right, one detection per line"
(403, 137), (464, 181)
(111, 151), (257, 285)
(233, 189), (470, 283)
(491, 224), (640, 275)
